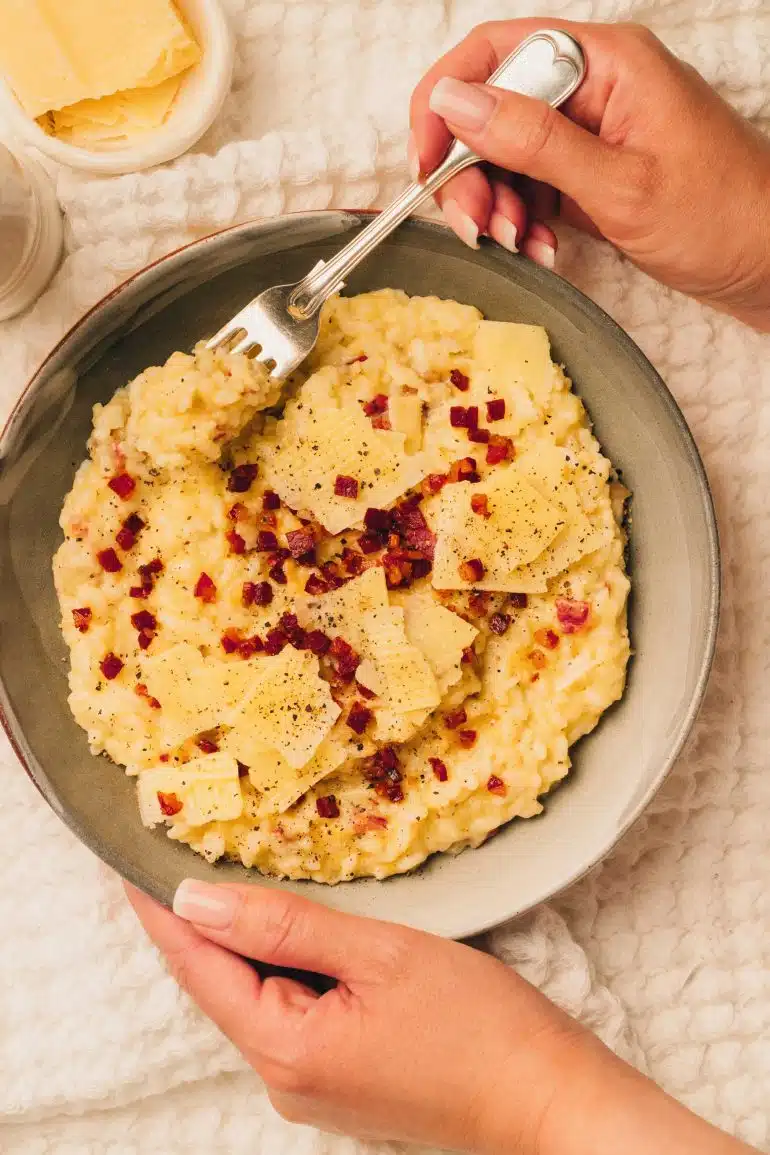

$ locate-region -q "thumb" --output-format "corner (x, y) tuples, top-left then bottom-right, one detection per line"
(428, 76), (620, 213)
(171, 878), (404, 985)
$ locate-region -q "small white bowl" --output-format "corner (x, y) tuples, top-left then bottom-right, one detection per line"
(0, 0), (234, 175)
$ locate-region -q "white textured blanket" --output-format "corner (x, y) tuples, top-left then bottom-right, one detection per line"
(1, 1), (769, 1151)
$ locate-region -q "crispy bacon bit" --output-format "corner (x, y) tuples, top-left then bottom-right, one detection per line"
(330, 636), (360, 681)
(468, 427), (490, 444)
(364, 507), (392, 535)
(362, 393), (388, 417)
(534, 628), (560, 650)
(528, 649), (547, 669)
(278, 612), (306, 650)
(487, 775), (506, 796)
(227, 463), (259, 493)
(157, 791), (183, 816)
(302, 573), (328, 597)
(237, 761), (249, 778)
(196, 736), (219, 754)
(470, 493), (491, 519)
(337, 547), (362, 576)
(129, 586), (149, 599)
(392, 499), (435, 559)
(221, 629), (241, 654)
(364, 746), (404, 802)
(334, 475), (359, 499)
(355, 812), (388, 833)
(450, 369), (470, 392)
(131, 610), (157, 632)
(108, 473), (136, 500)
(263, 628), (287, 656)
(99, 652), (123, 680)
(316, 795), (340, 818)
(489, 612), (511, 636)
(450, 405), (473, 428)
(97, 548), (122, 573)
(421, 472), (448, 497)
(116, 512), (146, 550)
(457, 729), (477, 748)
(357, 533), (382, 555)
(268, 562), (287, 585)
(194, 572), (216, 602)
(226, 530), (246, 555)
(509, 592), (528, 609)
(468, 592), (491, 618)
(238, 634), (263, 658)
(228, 503), (247, 522)
(371, 414), (391, 430)
(448, 457), (480, 484)
(72, 607), (92, 632)
(256, 530), (279, 552)
(411, 557), (432, 579)
(356, 681), (377, 700)
(556, 598), (591, 633)
(286, 528), (315, 559)
(318, 560), (344, 590)
(305, 629), (331, 656)
(137, 630), (154, 651)
(135, 683), (161, 709)
(349, 354), (368, 364)
(459, 558), (486, 583)
(444, 708), (467, 730)
(247, 580), (273, 607)
(347, 701), (372, 734)
(486, 399), (506, 421)
(461, 645), (475, 664)
(262, 490), (281, 511)
(486, 435), (514, 465)
(429, 757), (448, 782)
(383, 553), (411, 589)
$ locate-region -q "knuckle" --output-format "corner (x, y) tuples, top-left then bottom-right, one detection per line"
(364, 925), (415, 983)
(258, 893), (304, 958)
(622, 23), (663, 53)
(502, 99), (558, 164)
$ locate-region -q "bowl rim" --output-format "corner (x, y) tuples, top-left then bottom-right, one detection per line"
(0, 211), (721, 934)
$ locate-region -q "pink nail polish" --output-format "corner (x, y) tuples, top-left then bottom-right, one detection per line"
(488, 212), (518, 254)
(429, 78), (497, 133)
(442, 199), (479, 250)
(525, 239), (556, 270)
(173, 879), (237, 929)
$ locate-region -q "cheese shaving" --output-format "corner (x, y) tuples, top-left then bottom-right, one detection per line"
(138, 752), (243, 827)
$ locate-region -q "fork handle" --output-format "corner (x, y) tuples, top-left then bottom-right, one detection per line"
(288, 29), (585, 318)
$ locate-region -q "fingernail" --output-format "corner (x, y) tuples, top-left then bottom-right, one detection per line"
(173, 879), (237, 929)
(407, 131), (420, 183)
(442, 198), (479, 249)
(429, 77), (497, 132)
(525, 239), (556, 269)
(488, 212), (518, 254)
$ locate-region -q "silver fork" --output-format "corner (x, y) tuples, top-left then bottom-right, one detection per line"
(206, 29), (585, 378)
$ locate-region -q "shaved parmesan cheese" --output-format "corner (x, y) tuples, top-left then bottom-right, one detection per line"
(389, 392), (424, 451)
(432, 469), (565, 592)
(360, 606), (440, 713)
(219, 733), (347, 816)
(138, 753), (243, 827)
(225, 647), (340, 770)
(469, 322), (556, 425)
(373, 708), (431, 743)
(300, 567), (389, 652)
(260, 367), (431, 534)
(394, 588), (478, 692)
(142, 643), (256, 750)
(501, 445), (614, 590)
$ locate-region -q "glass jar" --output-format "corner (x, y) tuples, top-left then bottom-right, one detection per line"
(0, 143), (63, 320)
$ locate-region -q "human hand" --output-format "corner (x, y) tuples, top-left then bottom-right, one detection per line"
(410, 20), (770, 330)
(126, 879), (756, 1155)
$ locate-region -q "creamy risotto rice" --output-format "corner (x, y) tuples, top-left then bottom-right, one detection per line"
(53, 290), (630, 882)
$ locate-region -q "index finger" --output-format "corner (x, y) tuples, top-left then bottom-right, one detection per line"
(409, 18), (617, 173)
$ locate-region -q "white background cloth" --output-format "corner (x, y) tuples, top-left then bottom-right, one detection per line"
(1, 1), (769, 1151)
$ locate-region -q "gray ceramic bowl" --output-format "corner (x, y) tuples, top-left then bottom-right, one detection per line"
(0, 213), (719, 938)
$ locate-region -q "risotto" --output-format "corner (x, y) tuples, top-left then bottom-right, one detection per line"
(53, 290), (630, 882)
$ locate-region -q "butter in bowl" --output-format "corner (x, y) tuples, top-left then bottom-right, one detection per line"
(0, 0), (233, 174)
